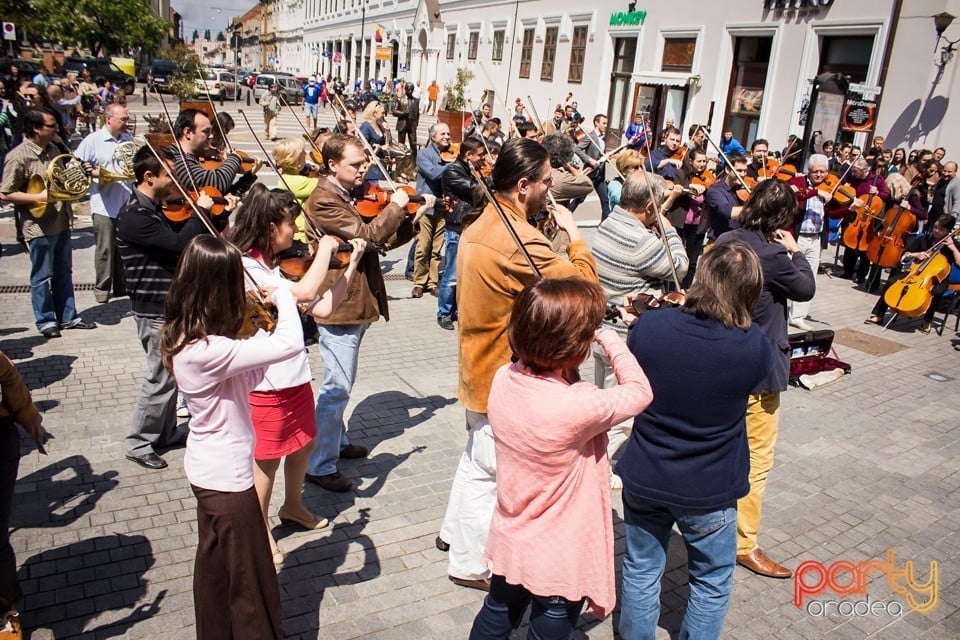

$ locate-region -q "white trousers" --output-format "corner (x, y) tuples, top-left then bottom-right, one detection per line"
(592, 341), (633, 464)
(789, 233), (821, 321)
(440, 410), (496, 580)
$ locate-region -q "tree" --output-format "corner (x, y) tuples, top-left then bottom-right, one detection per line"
(192, 29), (200, 43)
(216, 32), (226, 42)
(204, 29), (211, 41)
(156, 43), (202, 101)
(35, 0), (169, 56)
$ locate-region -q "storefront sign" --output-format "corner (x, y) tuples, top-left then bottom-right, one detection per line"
(763, 0), (833, 19)
(375, 46), (392, 61)
(841, 97), (878, 133)
(609, 10), (647, 27)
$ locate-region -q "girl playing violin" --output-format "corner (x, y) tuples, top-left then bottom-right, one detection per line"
(159, 234), (304, 639)
(230, 184), (366, 562)
(678, 149), (711, 286)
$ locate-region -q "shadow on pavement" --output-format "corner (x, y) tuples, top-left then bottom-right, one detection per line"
(348, 390), (457, 451)
(11, 455), (119, 530)
(19, 534), (163, 639)
(278, 508), (378, 635)
(12, 355), (78, 393)
(76, 299), (132, 327)
(0, 335), (49, 361)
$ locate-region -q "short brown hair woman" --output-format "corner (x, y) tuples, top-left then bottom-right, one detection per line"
(617, 240), (774, 639)
(469, 277), (653, 638)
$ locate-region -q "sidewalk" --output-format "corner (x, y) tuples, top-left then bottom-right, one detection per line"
(0, 180), (957, 636)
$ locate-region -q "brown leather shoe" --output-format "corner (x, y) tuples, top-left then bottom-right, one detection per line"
(449, 575), (491, 591)
(435, 536), (450, 552)
(304, 471), (353, 492)
(411, 285), (424, 298)
(736, 548), (792, 579)
(340, 443), (368, 459)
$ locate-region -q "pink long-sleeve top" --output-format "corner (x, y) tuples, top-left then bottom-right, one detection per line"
(172, 287), (304, 493)
(484, 329), (653, 618)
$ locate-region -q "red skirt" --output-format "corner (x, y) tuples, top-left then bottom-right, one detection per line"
(249, 382), (316, 460)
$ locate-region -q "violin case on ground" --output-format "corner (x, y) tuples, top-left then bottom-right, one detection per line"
(788, 329), (851, 390)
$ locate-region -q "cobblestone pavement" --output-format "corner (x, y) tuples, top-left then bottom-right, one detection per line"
(0, 105), (957, 638)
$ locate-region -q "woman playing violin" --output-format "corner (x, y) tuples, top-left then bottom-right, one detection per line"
(826, 157), (889, 284)
(272, 137), (319, 243)
(677, 149), (711, 286)
(229, 183), (365, 564)
(865, 214), (959, 333)
(359, 101), (390, 182)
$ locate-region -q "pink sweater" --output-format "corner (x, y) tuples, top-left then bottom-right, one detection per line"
(173, 288), (304, 492)
(484, 330), (652, 618)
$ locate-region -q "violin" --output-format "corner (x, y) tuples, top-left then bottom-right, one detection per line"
(883, 227), (960, 317)
(309, 147), (323, 166)
(668, 146), (687, 162)
(233, 150), (258, 174)
(736, 176), (758, 203)
(277, 237), (355, 281)
(355, 182), (425, 217)
(162, 185), (230, 220)
(663, 180), (696, 196)
(239, 290), (278, 339)
(689, 169), (717, 190)
(866, 203), (918, 268)
(605, 291), (686, 325)
(440, 143), (460, 163)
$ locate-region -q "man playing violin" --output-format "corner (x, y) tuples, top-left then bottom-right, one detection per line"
(704, 155), (748, 246)
(745, 138), (771, 181)
(541, 106), (567, 136)
(575, 113), (611, 219)
(303, 134), (435, 492)
(865, 214), (959, 333)
(685, 124), (707, 155)
(592, 171), (687, 488)
(412, 122), (452, 298)
(168, 108), (262, 198)
(645, 126), (684, 182)
(116, 145), (234, 470)
(786, 154), (831, 331)
(827, 157), (889, 284)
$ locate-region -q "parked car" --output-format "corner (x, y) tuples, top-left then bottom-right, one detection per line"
(195, 69), (238, 100)
(139, 59), (178, 93)
(63, 57), (136, 93)
(253, 73), (303, 105)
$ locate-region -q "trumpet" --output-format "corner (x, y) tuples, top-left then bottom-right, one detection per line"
(25, 154), (91, 219)
(97, 140), (140, 184)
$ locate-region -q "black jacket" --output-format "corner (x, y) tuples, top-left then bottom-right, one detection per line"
(441, 157), (479, 233)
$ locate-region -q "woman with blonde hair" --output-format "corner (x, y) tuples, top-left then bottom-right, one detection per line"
(359, 101), (390, 182)
(272, 137), (319, 243)
(607, 150), (644, 208)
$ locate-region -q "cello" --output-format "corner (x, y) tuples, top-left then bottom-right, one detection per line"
(841, 175), (884, 251)
(883, 227), (960, 317)
(866, 202), (918, 269)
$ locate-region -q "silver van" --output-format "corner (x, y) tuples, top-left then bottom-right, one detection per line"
(254, 74), (303, 105)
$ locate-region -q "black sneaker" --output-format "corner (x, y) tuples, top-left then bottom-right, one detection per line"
(437, 316), (455, 330)
(62, 319), (97, 330)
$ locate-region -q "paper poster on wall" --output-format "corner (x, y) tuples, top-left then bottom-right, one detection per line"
(841, 97), (877, 133)
(731, 87), (764, 115)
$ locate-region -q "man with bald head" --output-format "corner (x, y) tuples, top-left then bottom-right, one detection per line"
(935, 161), (958, 222)
(76, 103), (135, 303)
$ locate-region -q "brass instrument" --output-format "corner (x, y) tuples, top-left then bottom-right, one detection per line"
(25, 154), (91, 218)
(97, 140), (139, 184)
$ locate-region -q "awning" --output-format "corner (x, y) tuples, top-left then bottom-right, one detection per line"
(631, 72), (696, 88)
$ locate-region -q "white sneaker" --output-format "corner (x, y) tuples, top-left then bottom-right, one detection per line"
(176, 394), (190, 419)
(610, 473), (623, 490)
(789, 318), (813, 332)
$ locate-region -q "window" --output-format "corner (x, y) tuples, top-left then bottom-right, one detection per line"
(468, 32), (479, 60)
(661, 37), (696, 72)
(541, 26), (559, 81)
(519, 28), (534, 78)
(568, 25), (587, 83)
(446, 33), (456, 60)
(492, 29), (505, 62)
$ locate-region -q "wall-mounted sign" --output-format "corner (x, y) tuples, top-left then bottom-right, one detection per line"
(763, 0), (833, 19)
(609, 10), (647, 27)
(841, 97), (877, 133)
(375, 46), (392, 61)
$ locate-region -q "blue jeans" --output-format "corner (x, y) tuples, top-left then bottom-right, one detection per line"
(619, 492), (736, 640)
(28, 229), (79, 332)
(437, 229), (460, 319)
(469, 575), (585, 640)
(308, 323), (368, 476)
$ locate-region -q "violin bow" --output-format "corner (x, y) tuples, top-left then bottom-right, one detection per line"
(700, 127), (753, 194)
(470, 166), (542, 279)
(331, 93), (401, 192)
(637, 111), (684, 293)
(194, 67), (237, 156)
(524, 96), (545, 136)
(151, 85), (204, 196)
(276, 91), (326, 164)
(576, 123), (625, 181)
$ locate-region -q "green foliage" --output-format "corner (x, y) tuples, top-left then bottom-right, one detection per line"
(33, 0), (169, 56)
(443, 68), (474, 112)
(204, 29), (212, 41)
(216, 32), (226, 42)
(192, 30), (200, 43)
(157, 43), (202, 101)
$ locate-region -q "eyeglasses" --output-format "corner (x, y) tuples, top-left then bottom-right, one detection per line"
(41, 122), (58, 129)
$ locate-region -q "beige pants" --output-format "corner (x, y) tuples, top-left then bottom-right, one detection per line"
(413, 212), (445, 289)
(736, 392), (781, 555)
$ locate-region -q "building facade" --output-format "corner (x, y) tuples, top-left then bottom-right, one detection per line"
(254, 0), (959, 155)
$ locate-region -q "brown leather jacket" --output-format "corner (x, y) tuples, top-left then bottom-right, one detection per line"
(304, 178), (415, 324)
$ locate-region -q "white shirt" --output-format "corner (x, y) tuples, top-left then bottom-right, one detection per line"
(74, 127), (134, 218)
(241, 255), (312, 391)
(175, 288), (303, 492)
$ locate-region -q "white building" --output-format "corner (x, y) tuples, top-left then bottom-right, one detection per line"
(268, 0), (960, 154)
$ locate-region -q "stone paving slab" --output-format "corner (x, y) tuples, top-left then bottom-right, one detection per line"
(0, 157), (957, 637)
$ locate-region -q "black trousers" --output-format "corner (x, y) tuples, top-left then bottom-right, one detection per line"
(192, 485), (282, 640)
(0, 419), (21, 607)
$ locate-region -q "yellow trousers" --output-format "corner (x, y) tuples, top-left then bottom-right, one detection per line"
(736, 392), (781, 555)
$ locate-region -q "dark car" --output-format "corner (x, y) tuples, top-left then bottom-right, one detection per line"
(139, 59), (178, 93)
(63, 57), (136, 93)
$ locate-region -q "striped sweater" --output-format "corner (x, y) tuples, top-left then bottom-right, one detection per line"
(592, 206), (688, 333)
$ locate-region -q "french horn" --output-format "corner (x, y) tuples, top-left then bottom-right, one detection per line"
(26, 154), (92, 219)
(97, 140), (140, 184)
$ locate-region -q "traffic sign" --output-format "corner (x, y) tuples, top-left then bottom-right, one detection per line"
(2, 22), (16, 41)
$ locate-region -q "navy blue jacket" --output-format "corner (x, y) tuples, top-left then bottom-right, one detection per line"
(717, 227), (816, 393)
(618, 307), (773, 509)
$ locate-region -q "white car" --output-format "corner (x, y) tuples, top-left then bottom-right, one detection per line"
(195, 69), (238, 100)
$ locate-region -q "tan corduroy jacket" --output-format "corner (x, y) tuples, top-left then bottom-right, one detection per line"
(456, 195), (599, 413)
(304, 178), (415, 325)
(0, 352), (40, 427)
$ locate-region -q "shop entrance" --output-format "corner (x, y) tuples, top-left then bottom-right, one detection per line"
(723, 36), (772, 148)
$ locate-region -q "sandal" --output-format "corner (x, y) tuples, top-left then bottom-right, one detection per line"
(864, 316), (882, 325)
(920, 323), (932, 334)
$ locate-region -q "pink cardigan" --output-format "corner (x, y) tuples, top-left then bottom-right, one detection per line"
(484, 330), (653, 618)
